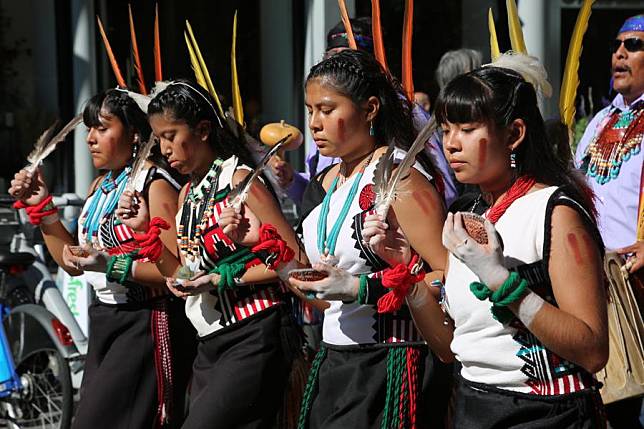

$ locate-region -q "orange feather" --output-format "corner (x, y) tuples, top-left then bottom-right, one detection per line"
(154, 3), (162, 82)
(371, 0), (389, 72)
(337, 0), (357, 50)
(402, 0), (414, 101)
(128, 4), (147, 94)
(96, 16), (127, 88)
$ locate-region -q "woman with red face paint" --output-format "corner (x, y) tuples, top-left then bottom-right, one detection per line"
(369, 56), (609, 427)
(9, 89), (195, 429)
(289, 49), (450, 428)
(117, 80), (308, 429)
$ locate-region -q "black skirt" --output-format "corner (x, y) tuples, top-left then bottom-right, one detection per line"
(73, 297), (196, 429)
(182, 304), (296, 429)
(452, 375), (607, 429)
(301, 342), (452, 429)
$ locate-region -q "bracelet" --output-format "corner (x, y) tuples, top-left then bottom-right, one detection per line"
(469, 271), (528, 324)
(106, 254), (134, 285)
(357, 274), (368, 305)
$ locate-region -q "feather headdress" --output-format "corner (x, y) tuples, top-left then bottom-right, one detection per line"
(154, 3), (163, 82)
(128, 4), (147, 95)
(337, 0), (357, 50)
(490, 52), (552, 99)
(371, 0), (389, 73)
(26, 115), (83, 173)
(560, 0), (594, 130)
(231, 12), (244, 126)
(373, 116), (437, 217)
(401, 0), (414, 101)
(97, 16), (127, 88)
(506, 0), (527, 54)
(184, 21), (225, 118)
(488, 8), (501, 61)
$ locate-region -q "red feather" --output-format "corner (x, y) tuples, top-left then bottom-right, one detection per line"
(128, 4), (147, 95)
(402, 0), (414, 101)
(154, 3), (163, 82)
(371, 0), (389, 73)
(337, 0), (357, 50)
(96, 16), (127, 88)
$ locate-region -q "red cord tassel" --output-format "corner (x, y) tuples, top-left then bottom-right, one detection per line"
(251, 224), (295, 269)
(377, 255), (425, 314)
(13, 195), (57, 225)
(132, 217), (170, 262)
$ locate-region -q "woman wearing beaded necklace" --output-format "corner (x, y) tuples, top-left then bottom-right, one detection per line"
(9, 89), (195, 429)
(117, 80), (305, 428)
(367, 58), (609, 427)
(287, 50), (450, 428)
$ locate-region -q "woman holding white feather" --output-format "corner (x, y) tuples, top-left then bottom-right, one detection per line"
(117, 79), (308, 428)
(9, 88), (195, 428)
(289, 49), (449, 428)
(365, 53), (609, 427)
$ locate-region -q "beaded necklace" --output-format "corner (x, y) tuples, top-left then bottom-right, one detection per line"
(586, 101), (643, 185)
(317, 152), (374, 266)
(81, 167), (131, 247)
(178, 159), (224, 260)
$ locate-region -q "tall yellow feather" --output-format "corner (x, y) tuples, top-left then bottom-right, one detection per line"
(488, 8), (501, 61)
(184, 32), (207, 90)
(506, 0), (527, 54)
(231, 11), (244, 126)
(185, 20), (225, 117)
(560, 0), (594, 129)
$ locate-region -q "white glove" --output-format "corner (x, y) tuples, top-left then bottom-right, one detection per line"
(288, 263), (359, 301)
(442, 212), (509, 291)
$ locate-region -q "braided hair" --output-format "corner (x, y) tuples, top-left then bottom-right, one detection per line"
(306, 49), (437, 177)
(147, 79), (257, 169)
(434, 66), (597, 220)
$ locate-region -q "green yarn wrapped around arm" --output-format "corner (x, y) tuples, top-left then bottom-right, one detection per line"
(469, 271), (528, 324)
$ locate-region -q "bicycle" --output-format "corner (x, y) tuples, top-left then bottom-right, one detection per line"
(0, 194), (88, 428)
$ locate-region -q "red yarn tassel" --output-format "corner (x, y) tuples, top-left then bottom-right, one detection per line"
(132, 217), (170, 262)
(13, 195), (57, 225)
(251, 224), (294, 269)
(377, 255), (425, 313)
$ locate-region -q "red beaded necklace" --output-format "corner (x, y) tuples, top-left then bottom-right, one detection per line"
(485, 175), (537, 224)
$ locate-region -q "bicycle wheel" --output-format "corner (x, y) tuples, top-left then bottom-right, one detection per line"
(4, 348), (73, 429)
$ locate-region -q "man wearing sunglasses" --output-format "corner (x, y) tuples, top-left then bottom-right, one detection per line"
(575, 14), (644, 429)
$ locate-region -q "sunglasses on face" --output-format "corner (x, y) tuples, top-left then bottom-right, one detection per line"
(611, 37), (644, 54)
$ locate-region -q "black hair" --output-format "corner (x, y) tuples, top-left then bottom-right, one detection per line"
(306, 49), (439, 182)
(82, 89), (169, 168)
(147, 79), (257, 170)
(434, 66), (596, 219)
(83, 89), (151, 138)
(326, 17), (373, 53)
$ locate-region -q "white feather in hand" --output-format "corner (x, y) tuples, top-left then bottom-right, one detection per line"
(374, 115), (437, 217)
(125, 132), (157, 193)
(26, 115), (83, 173)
